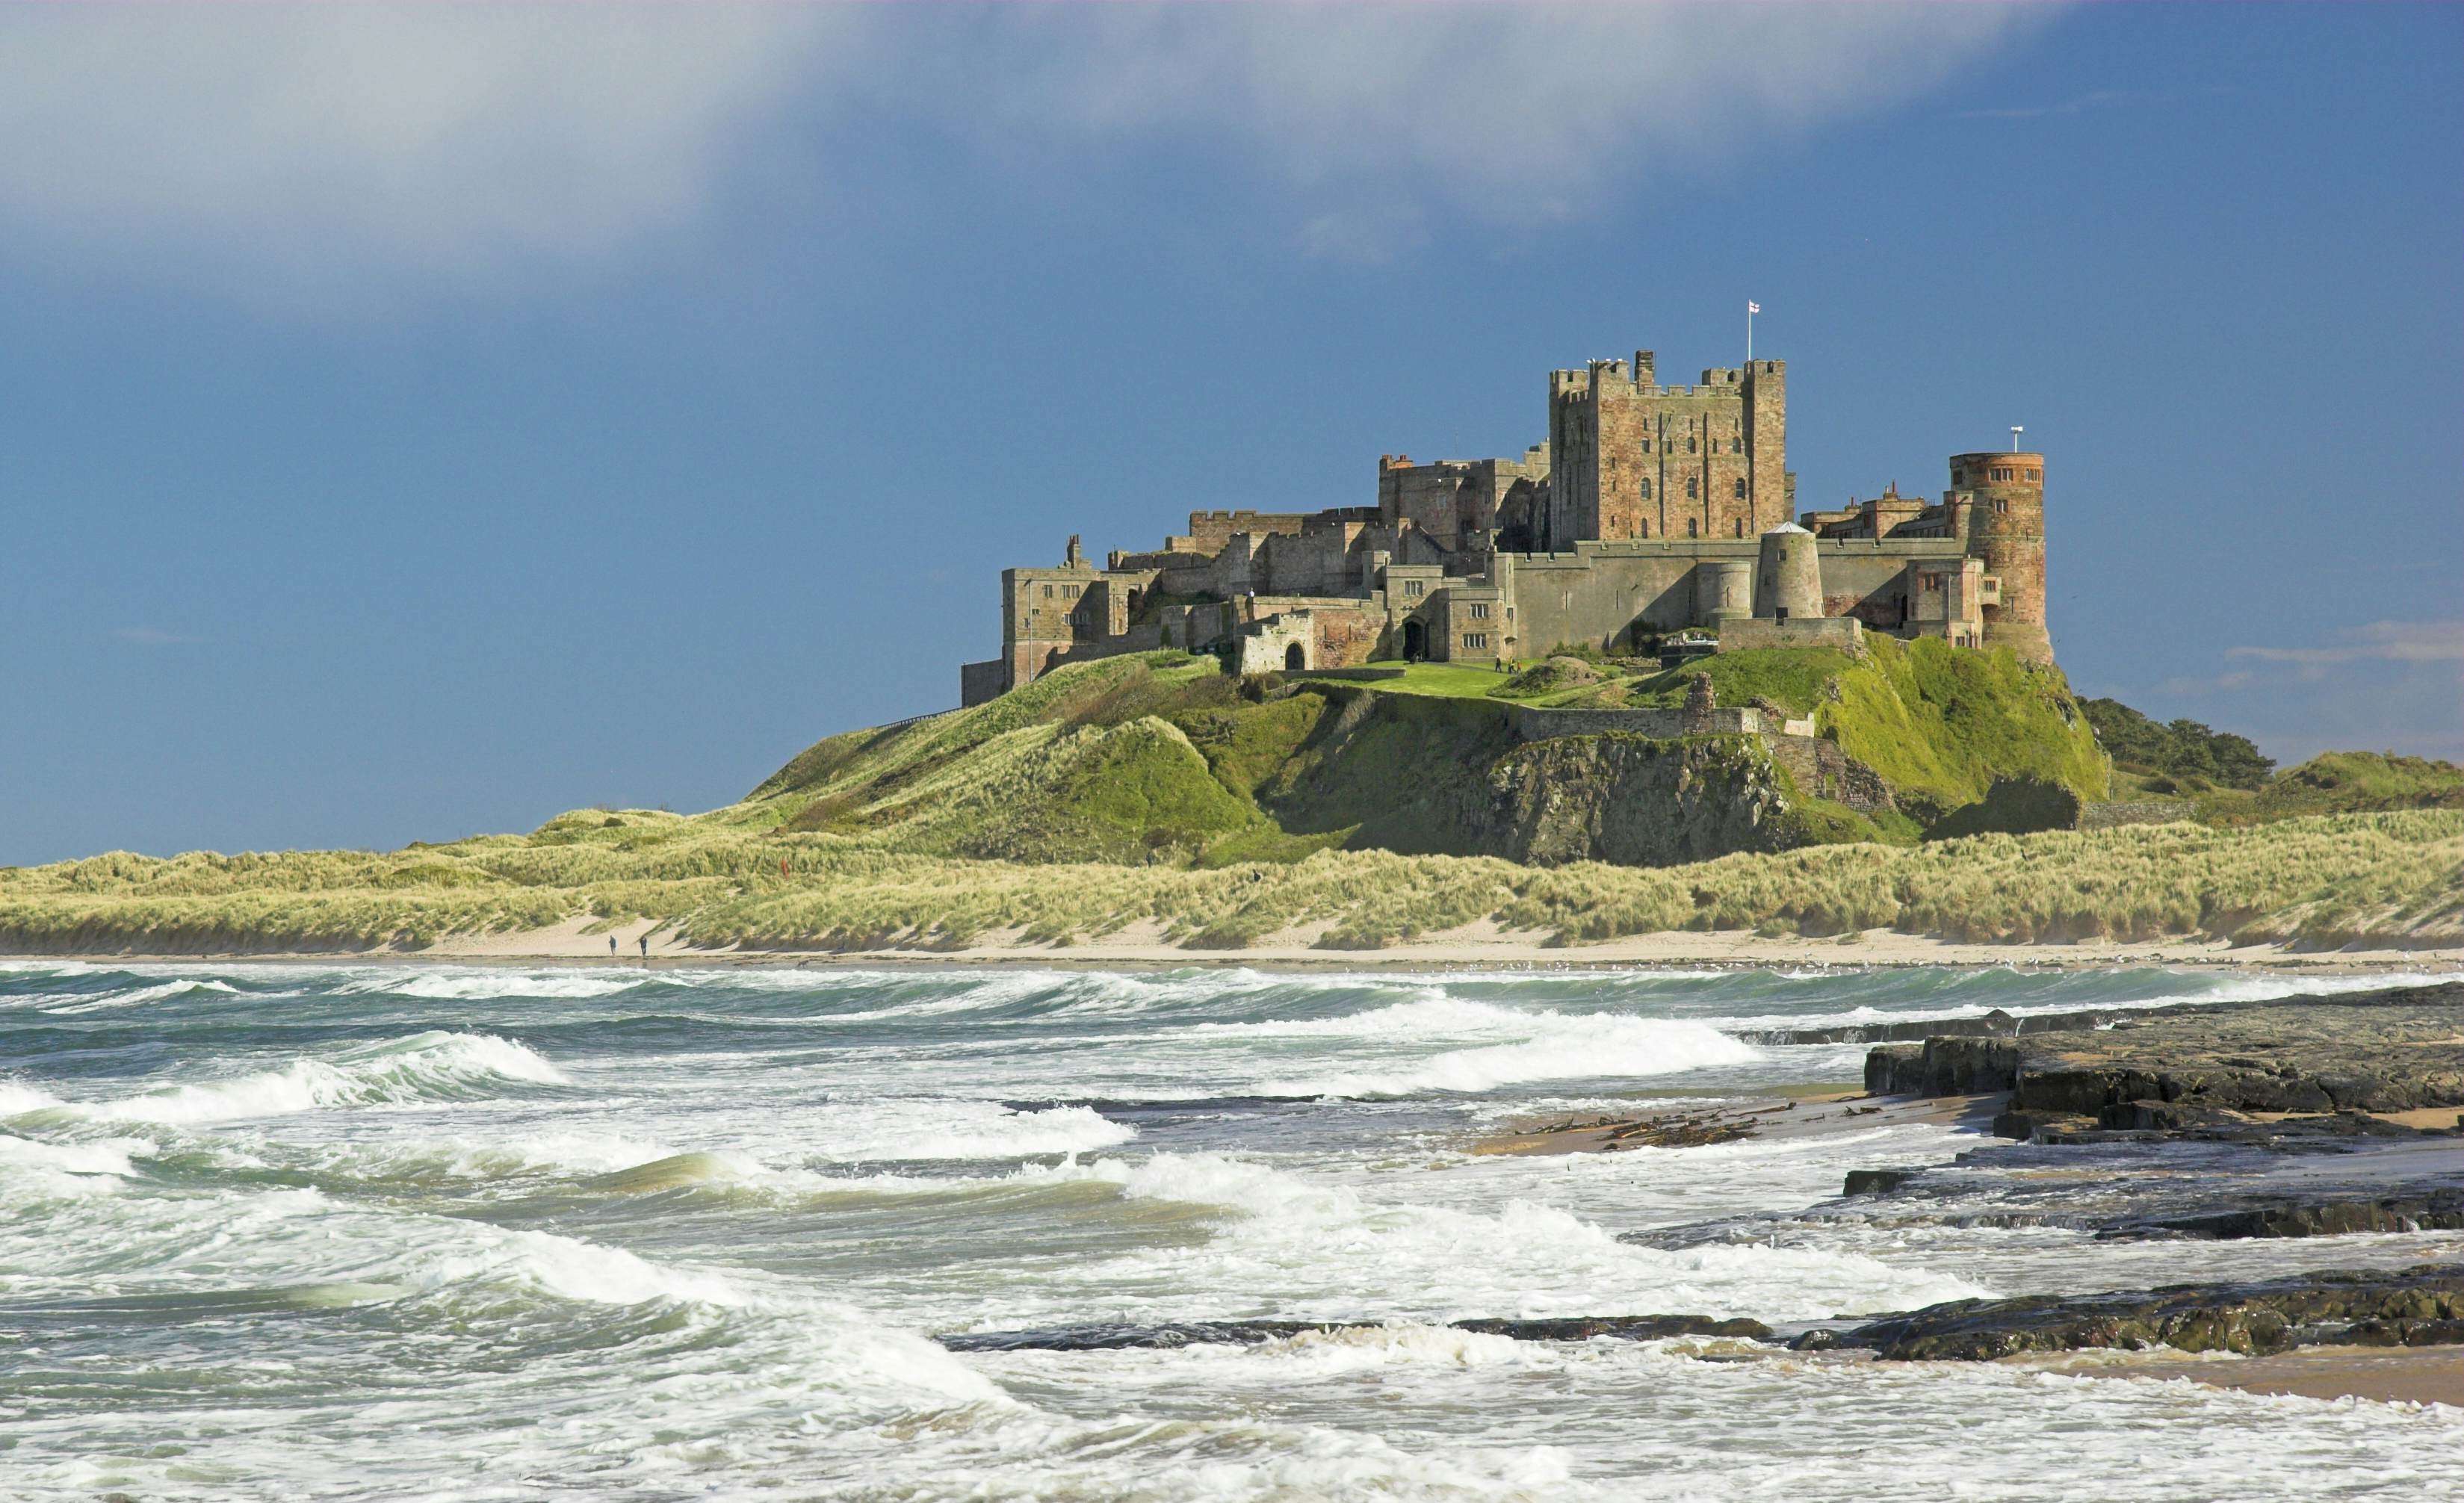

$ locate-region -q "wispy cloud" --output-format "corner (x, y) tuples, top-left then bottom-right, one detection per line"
(2228, 620), (2464, 673)
(0, 4), (2046, 301)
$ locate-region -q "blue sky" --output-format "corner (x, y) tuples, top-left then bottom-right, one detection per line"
(2, 2), (2457, 865)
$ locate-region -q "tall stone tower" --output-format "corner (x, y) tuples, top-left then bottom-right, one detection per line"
(1953, 450), (2050, 663)
(1545, 353), (1786, 547)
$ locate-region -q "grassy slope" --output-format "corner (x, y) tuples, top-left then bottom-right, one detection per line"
(9, 650), (2452, 955)
(5, 808), (2455, 953)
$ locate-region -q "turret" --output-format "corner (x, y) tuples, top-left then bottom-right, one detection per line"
(1951, 451), (2049, 663)
(1753, 522), (1821, 621)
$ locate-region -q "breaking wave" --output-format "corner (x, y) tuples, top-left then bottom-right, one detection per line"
(70, 1032), (571, 1126)
(1239, 1000), (1759, 1097)
(1025, 1151), (1988, 1323)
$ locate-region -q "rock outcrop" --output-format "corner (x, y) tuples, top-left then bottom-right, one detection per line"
(1861, 981), (2464, 1128)
(1799, 1265), (2464, 1361)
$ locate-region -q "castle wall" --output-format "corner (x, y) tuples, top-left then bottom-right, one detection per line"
(1496, 543), (1744, 655)
(1718, 617), (1865, 654)
(1175, 510), (1313, 553)
(1379, 449), (1548, 554)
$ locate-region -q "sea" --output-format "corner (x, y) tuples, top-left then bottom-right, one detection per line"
(3, 958), (2461, 1501)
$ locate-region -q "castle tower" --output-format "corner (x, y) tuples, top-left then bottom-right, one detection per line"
(1753, 522), (1821, 620)
(1546, 353), (1786, 544)
(1951, 450), (2050, 663)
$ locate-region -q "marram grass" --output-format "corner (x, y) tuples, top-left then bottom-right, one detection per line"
(3, 807), (2456, 955)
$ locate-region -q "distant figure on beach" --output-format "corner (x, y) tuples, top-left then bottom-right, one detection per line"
(639, 935), (648, 959)
(608, 936), (616, 957)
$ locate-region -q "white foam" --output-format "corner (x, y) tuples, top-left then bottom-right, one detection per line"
(0, 1079), (64, 1116)
(1243, 1002), (1757, 1096)
(41, 978), (241, 1014)
(79, 1031), (569, 1125)
(338, 968), (646, 1000)
(1027, 1151), (1984, 1324)
(0, 1133), (143, 1197)
(801, 1098), (1134, 1162)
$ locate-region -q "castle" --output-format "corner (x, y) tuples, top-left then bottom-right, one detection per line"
(961, 344), (2050, 706)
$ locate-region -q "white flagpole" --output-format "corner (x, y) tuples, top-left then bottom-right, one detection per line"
(1746, 303), (1753, 363)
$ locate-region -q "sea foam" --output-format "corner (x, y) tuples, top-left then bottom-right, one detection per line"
(78, 1031), (569, 1126)
(1241, 1000), (1758, 1096)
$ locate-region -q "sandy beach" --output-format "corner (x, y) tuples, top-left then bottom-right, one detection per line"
(42, 912), (2460, 974)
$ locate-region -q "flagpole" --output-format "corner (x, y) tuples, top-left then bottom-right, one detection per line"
(1746, 303), (1753, 363)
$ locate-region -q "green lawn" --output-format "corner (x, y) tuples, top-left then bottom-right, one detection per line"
(1294, 660), (1524, 699)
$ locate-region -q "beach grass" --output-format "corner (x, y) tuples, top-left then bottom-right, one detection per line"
(4, 807), (2454, 955)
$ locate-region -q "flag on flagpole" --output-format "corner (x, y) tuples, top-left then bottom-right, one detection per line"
(1748, 301), (1760, 314)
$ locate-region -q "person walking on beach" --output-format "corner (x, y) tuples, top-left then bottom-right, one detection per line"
(609, 935), (617, 958)
(638, 934), (649, 961)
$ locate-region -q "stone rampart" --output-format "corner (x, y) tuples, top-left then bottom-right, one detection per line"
(1506, 705), (1762, 741)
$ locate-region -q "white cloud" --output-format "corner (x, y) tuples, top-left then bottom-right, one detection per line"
(2228, 620), (2464, 674)
(932, 4), (2043, 246)
(0, 5), (846, 303)
(0, 4), (2043, 300)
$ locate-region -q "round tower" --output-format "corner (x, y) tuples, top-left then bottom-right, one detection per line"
(1753, 522), (1821, 621)
(1951, 450), (2049, 663)
(1694, 559), (1753, 627)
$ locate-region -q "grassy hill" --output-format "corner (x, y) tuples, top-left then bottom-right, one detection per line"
(746, 640), (2108, 865)
(6, 647), (2455, 956)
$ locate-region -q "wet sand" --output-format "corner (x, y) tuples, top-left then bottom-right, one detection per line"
(2067, 1347), (2464, 1408)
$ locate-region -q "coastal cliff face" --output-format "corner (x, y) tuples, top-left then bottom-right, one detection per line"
(1475, 732), (1801, 867)
(1230, 684), (1830, 867)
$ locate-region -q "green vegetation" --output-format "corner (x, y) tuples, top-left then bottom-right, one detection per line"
(4, 808), (2454, 954)
(10, 647), (2449, 958)
(2210, 752), (2464, 825)
(1293, 660), (1518, 699)
(2081, 697), (2274, 790)
(1629, 646), (1857, 716)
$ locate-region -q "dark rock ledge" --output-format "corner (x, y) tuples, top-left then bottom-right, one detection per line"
(1858, 979), (2464, 1139)
(944, 1268), (2464, 1363)
(940, 1315), (1769, 1352)
(1793, 1264), (2464, 1362)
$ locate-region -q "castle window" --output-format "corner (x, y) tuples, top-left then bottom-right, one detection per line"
(1688, 437), (1698, 453)
(1993, 499), (2009, 516)
(2029, 468), (2041, 480)
(1469, 602), (1490, 619)
(1638, 520), (1649, 537)
(1686, 477), (1698, 499)
(1731, 438), (1743, 453)
(1640, 438), (1651, 453)
(1639, 479), (1653, 500)
(1687, 518), (1698, 538)
(1405, 580), (1424, 596)
(1733, 478), (1747, 500)
(1464, 633), (1488, 649)
(1041, 585), (1053, 599)
(1734, 519), (1744, 537)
